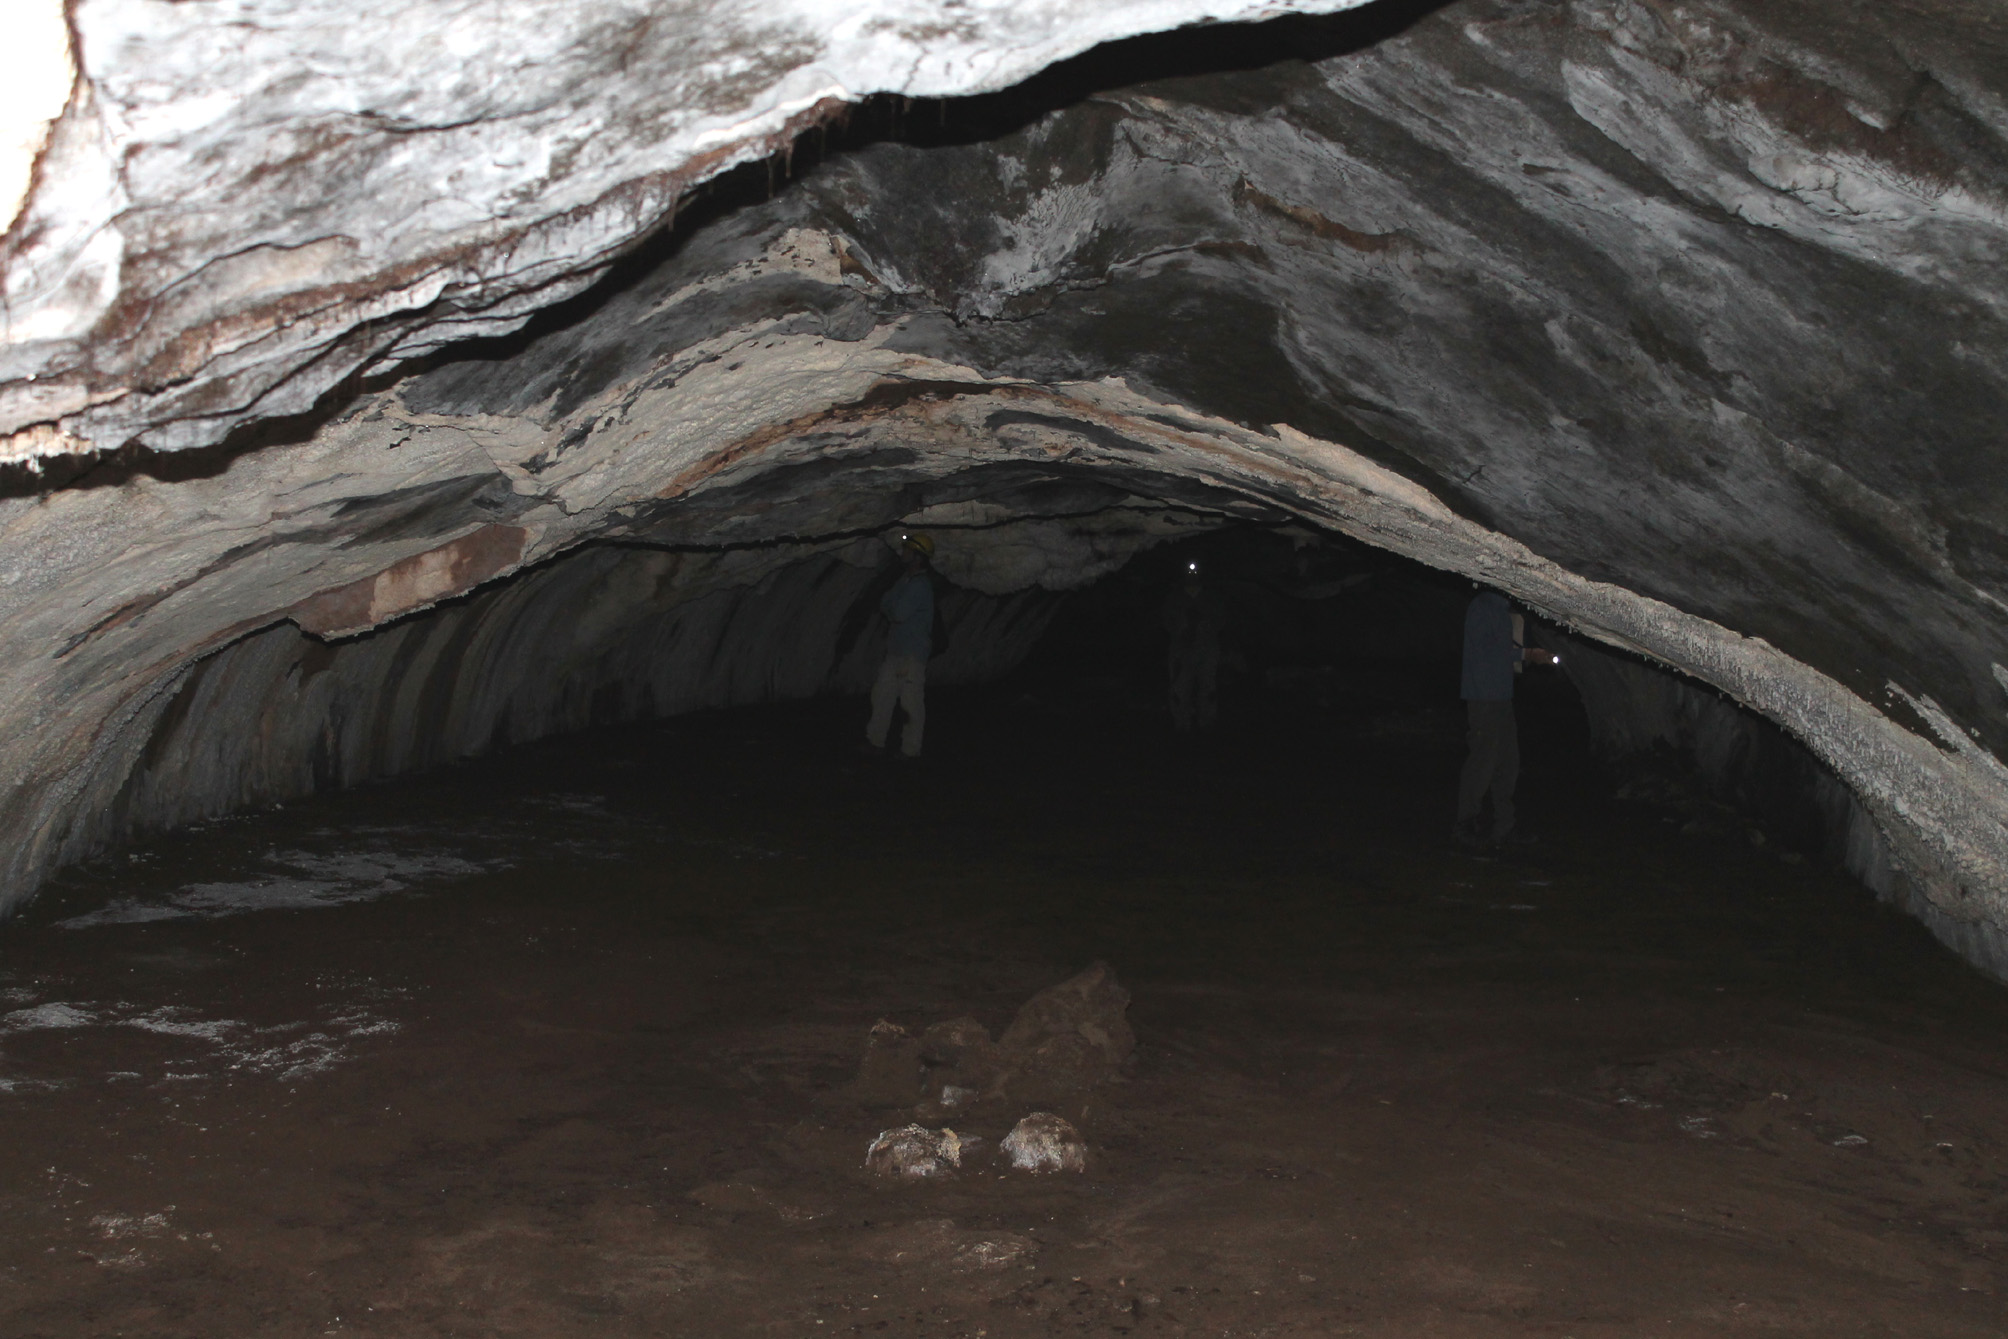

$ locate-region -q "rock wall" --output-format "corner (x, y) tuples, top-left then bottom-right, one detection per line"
(66, 539), (1062, 877)
(1558, 632), (1957, 950)
(2, 1), (2006, 975)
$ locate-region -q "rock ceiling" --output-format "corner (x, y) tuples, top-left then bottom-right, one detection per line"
(2, 0), (2007, 971)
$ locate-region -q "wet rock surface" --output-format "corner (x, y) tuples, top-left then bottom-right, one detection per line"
(1, 689), (2004, 1335)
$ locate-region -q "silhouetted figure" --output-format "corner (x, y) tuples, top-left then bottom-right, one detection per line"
(1456, 590), (1556, 845)
(865, 532), (936, 758)
(1162, 560), (1227, 732)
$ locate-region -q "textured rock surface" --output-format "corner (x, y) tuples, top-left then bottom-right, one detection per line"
(843, 973), (1137, 1122)
(995, 961), (1137, 1095)
(855, 1218), (1040, 1272)
(864, 1124), (964, 1180)
(1000, 1112), (1089, 1174)
(0, 0), (1370, 457)
(1, 0), (2006, 976)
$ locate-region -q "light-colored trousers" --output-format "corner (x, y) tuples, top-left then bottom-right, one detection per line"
(867, 654), (927, 756)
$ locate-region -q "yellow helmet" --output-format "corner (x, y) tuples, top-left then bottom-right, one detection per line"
(901, 531), (935, 557)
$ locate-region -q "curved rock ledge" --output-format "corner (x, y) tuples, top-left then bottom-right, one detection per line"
(7, 355), (2006, 971)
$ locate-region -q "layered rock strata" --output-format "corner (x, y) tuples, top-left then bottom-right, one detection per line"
(1, 1), (2005, 972)
(1, 0), (1376, 459)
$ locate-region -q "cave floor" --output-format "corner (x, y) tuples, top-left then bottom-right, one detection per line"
(3, 678), (2006, 1337)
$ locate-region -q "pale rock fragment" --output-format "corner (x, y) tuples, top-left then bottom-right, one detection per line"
(865, 1123), (964, 1179)
(1000, 1111), (1088, 1174)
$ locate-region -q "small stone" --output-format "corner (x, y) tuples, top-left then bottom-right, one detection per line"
(856, 1217), (1039, 1273)
(865, 1124), (964, 1179)
(953, 1236), (1036, 1271)
(1000, 1112), (1088, 1174)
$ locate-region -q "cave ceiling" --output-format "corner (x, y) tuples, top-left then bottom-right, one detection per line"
(2, 0), (2008, 964)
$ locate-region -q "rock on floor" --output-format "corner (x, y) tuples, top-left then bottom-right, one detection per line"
(995, 961), (1136, 1105)
(1000, 1112), (1088, 1174)
(864, 1125), (964, 1180)
(841, 964), (1137, 1120)
(855, 1218), (1041, 1275)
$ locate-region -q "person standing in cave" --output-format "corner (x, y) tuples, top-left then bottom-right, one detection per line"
(1455, 589), (1557, 846)
(1162, 559), (1227, 733)
(864, 532), (938, 759)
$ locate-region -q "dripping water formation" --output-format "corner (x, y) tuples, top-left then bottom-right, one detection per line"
(2, 0), (2007, 1332)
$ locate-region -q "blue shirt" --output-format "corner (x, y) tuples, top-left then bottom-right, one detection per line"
(882, 571), (935, 660)
(1461, 592), (1517, 701)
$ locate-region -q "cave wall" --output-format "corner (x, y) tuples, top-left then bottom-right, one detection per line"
(1, 0), (2006, 976)
(794, 1), (2008, 754)
(1556, 631), (1956, 949)
(65, 539), (1061, 878)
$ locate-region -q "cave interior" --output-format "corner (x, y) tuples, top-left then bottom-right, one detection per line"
(3, 0), (2008, 1332)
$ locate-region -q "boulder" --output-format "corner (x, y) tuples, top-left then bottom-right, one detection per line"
(864, 1124), (965, 1180)
(994, 961), (1135, 1101)
(1000, 1112), (1089, 1174)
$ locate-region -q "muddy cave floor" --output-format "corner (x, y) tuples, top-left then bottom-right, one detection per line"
(3, 673), (2007, 1338)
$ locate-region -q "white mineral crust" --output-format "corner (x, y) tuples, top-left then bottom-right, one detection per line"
(0, 0), (1371, 457)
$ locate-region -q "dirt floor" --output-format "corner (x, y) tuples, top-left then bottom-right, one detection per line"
(3, 671), (2006, 1337)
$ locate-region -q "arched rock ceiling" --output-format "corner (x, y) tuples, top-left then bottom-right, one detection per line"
(0, 0), (1375, 457)
(3, 0), (2008, 971)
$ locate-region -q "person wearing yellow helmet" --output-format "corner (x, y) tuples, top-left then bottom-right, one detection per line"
(864, 532), (937, 758)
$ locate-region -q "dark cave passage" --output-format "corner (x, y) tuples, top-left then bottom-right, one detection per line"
(7, 0), (2006, 985)
(5, 532), (2006, 1334)
(5, 0), (2008, 1332)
